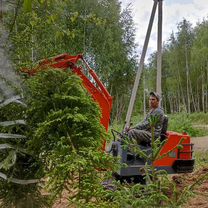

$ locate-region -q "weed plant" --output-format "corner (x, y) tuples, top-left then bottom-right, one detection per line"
(168, 113), (199, 136)
(189, 112), (208, 125)
(195, 151), (208, 169)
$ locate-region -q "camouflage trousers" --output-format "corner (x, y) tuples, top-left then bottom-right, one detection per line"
(128, 128), (151, 144)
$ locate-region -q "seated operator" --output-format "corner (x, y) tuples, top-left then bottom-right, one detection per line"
(127, 92), (165, 145)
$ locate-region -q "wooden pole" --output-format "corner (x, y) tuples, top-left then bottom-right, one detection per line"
(157, 0), (163, 99)
(124, 0), (158, 130)
(143, 73), (146, 117)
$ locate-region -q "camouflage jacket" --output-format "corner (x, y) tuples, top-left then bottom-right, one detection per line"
(135, 107), (165, 138)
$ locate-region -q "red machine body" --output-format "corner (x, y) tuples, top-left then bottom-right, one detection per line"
(116, 130), (194, 177)
(22, 53), (113, 150)
(154, 131), (194, 173)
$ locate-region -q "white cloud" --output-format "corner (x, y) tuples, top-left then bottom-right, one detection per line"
(121, 0), (208, 59)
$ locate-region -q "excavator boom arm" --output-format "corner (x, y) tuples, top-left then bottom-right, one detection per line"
(22, 53), (113, 150)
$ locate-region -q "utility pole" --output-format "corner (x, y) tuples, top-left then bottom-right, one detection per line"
(124, 0), (158, 129)
(156, 0), (163, 101)
(124, 0), (163, 130)
(143, 74), (146, 117)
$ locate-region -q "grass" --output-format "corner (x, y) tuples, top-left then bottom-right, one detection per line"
(168, 113), (208, 137)
(194, 151), (208, 169)
(189, 112), (208, 125)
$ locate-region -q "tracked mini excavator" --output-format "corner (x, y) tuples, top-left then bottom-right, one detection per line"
(22, 52), (194, 183)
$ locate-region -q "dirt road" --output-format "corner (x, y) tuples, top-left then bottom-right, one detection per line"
(191, 136), (208, 152)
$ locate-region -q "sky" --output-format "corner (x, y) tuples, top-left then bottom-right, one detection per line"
(120, 0), (208, 60)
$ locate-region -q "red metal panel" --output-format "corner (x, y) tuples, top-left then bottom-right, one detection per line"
(153, 131), (192, 167)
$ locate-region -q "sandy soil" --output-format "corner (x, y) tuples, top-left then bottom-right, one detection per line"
(170, 167), (208, 208)
(181, 136), (208, 208)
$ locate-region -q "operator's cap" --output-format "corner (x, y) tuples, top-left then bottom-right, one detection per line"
(149, 91), (161, 101)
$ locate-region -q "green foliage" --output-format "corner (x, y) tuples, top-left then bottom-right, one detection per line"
(0, 101), (47, 207)
(0, 69), (119, 207)
(168, 113), (200, 136)
(25, 70), (117, 206)
(189, 112), (208, 125)
(25, 70), (105, 151)
(194, 151), (208, 169)
(0, 103), (25, 124)
(23, 0), (32, 12)
(0, 182), (49, 208)
(5, 0), (137, 122)
(107, 179), (170, 207)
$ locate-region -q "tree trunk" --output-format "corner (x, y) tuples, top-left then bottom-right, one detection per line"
(202, 76), (205, 113)
(196, 76), (200, 112)
(163, 94), (167, 113)
(206, 63), (208, 112)
(189, 76), (197, 112)
(143, 75), (147, 117)
(168, 96), (173, 113)
(31, 35), (34, 63)
(177, 90), (180, 112)
(176, 65), (187, 112)
(185, 45), (191, 113)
